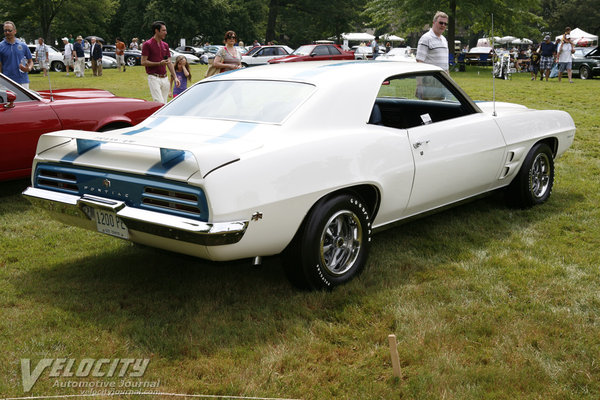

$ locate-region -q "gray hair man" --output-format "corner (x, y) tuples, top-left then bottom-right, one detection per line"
(416, 11), (449, 72)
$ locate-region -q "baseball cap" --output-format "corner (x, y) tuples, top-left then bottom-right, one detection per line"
(544, 35), (550, 40)
(62, 37), (68, 41)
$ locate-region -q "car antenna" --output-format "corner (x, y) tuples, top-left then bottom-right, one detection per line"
(46, 68), (54, 102)
(491, 13), (497, 117)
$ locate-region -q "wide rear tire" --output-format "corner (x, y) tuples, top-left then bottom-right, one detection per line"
(283, 194), (372, 290)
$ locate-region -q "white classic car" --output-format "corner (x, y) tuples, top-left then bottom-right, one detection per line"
(23, 61), (576, 290)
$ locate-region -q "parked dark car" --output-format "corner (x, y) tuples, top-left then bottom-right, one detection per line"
(572, 47), (600, 79)
(268, 44), (354, 64)
(101, 45), (142, 66)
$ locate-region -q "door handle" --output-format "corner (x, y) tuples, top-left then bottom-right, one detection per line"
(413, 140), (430, 149)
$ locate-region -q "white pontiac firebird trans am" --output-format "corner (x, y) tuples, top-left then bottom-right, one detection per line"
(23, 61), (576, 290)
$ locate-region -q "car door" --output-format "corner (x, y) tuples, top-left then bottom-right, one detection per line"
(251, 47), (272, 65)
(373, 73), (507, 216)
(0, 79), (62, 179)
(310, 45), (333, 61)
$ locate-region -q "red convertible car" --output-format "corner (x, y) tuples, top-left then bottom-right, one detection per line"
(268, 44), (354, 64)
(0, 73), (162, 181)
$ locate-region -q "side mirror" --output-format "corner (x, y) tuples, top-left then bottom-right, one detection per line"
(2, 90), (16, 109)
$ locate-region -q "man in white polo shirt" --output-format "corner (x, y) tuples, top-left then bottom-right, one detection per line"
(416, 11), (449, 72)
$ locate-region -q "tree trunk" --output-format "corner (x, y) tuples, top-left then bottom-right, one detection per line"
(265, 0), (278, 43)
(448, 0), (456, 56)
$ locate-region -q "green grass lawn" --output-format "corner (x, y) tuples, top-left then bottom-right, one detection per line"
(1, 65), (599, 399)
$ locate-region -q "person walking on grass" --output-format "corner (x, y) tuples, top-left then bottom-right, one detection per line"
(538, 35), (556, 82)
(73, 35), (85, 77)
(115, 37), (126, 72)
(0, 21), (33, 88)
(416, 11), (449, 72)
(141, 21), (179, 104)
(170, 55), (190, 99)
(35, 37), (49, 77)
(62, 37), (73, 76)
(557, 31), (574, 83)
(90, 37), (103, 76)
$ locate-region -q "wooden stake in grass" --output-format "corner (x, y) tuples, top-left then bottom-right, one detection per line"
(388, 334), (402, 378)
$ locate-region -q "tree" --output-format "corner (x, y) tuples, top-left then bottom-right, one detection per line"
(364, 0), (543, 49)
(541, 0), (600, 38)
(0, 0), (118, 45)
(267, 0), (367, 46)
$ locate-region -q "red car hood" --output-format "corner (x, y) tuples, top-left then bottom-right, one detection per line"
(37, 88), (117, 100)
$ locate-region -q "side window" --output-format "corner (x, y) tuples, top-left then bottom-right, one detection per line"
(369, 74), (470, 129)
(256, 49), (265, 56)
(277, 48), (287, 55)
(312, 46), (329, 56)
(0, 79), (35, 103)
(328, 46), (341, 55)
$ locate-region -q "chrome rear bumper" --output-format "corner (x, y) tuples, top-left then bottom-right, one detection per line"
(23, 187), (248, 246)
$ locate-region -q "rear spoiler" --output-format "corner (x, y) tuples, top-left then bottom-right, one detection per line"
(36, 129), (241, 178)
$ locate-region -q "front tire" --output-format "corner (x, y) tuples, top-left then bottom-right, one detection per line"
(506, 142), (554, 208)
(51, 61), (65, 72)
(283, 194), (372, 290)
(579, 65), (591, 80)
(126, 56), (137, 66)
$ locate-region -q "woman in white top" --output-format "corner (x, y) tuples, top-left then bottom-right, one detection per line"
(213, 31), (242, 73)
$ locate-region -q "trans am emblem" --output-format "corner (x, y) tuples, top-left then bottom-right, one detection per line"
(102, 179), (111, 188)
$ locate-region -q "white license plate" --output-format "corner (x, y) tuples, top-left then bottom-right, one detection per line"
(93, 208), (129, 239)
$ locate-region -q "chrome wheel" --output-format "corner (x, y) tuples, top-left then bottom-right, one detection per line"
(319, 210), (362, 276)
(529, 152), (551, 199)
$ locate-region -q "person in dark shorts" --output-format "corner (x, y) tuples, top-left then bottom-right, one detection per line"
(529, 52), (540, 80)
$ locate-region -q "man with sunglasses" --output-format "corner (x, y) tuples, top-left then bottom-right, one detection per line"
(416, 11), (449, 72)
(0, 21), (33, 88)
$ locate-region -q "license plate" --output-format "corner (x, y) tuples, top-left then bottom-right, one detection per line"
(93, 208), (129, 239)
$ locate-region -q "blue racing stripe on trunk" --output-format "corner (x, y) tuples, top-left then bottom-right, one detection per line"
(146, 151), (189, 177)
(122, 117), (167, 135)
(206, 122), (256, 144)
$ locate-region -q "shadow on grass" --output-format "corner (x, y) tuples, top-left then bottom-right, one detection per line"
(0, 178), (33, 216)
(14, 189), (584, 358)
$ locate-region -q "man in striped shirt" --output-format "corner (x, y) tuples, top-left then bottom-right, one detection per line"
(416, 11), (449, 72)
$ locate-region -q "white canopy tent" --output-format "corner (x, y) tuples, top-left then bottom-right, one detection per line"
(380, 34), (405, 42)
(498, 36), (517, 44)
(340, 32), (375, 42)
(555, 28), (598, 46)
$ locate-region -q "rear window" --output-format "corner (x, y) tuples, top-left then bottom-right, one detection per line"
(157, 80), (316, 124)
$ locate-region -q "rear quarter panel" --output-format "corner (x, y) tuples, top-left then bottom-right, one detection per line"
(196, 127), (415, 260)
